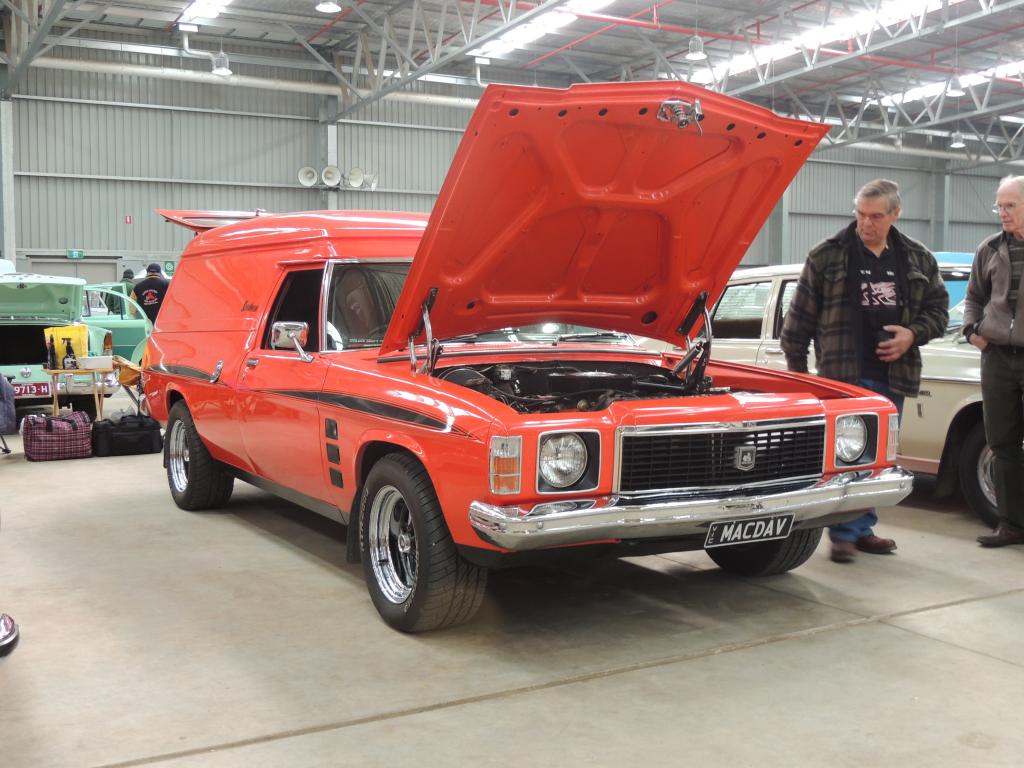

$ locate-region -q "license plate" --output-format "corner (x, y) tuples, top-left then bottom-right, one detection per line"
(12, 382), (50, 398)
(705, 513), (794, 548)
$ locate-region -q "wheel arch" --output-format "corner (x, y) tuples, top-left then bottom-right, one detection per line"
(346, 437), (429, 564)
(935, 401), (984, 498)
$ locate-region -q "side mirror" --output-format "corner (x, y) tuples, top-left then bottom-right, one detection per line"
(271, 321), (313, 362)
(0, 613), (18, 658)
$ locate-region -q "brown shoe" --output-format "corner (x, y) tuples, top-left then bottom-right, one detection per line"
(831, 540), (857, 563)
(977, 526), (1024, 548)
(856, 535), (897, 554)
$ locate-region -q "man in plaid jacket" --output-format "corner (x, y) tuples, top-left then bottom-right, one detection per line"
(781, 179), (948, 563)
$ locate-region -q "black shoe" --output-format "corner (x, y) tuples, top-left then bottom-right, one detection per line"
(977, 526), (1024, 548)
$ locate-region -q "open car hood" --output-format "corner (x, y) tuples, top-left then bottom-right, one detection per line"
(0, 273), (84, 321)
(380, 82), (828, 356)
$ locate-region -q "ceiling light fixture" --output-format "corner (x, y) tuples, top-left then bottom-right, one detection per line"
(685, 36), (708, 62)
(211, 50), (231, 77)
(471, 0), (614, 58)
(949, 131), (966, 149)
(946, 75), (965, 98)
(316, 1), (342, 12)
(182, 0), (232, 23)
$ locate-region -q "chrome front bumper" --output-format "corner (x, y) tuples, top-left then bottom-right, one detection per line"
(13, 372), (118, 399)
(469, 467), (914, 551)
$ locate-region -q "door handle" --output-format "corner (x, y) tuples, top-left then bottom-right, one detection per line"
(764, 347), (785, 355)
(245, 358), (259, 368)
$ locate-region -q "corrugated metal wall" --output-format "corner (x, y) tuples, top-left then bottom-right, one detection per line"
(6, 55), (1015, 274)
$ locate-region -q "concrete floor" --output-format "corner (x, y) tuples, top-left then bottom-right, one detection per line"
(2, 399), (1022, 767)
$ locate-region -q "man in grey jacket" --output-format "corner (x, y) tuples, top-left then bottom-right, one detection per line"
(963, 175), (1024, 547)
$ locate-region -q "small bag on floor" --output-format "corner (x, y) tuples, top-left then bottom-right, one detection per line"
(21, 411), (92, 461)
(91, 413), (162, 457)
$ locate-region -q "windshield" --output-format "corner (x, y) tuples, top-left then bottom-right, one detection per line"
(325, 262), (410, 350)
(941, 266), (971, 308)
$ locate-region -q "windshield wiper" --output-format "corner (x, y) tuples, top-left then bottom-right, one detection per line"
(555, 331), (628, 343)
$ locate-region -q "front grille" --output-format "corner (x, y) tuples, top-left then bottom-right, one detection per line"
(618, 422), (825, 494)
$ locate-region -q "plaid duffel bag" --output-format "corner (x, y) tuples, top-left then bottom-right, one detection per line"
(21, 412), (93, 461)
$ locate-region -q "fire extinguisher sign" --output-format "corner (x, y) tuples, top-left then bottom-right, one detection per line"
(125, 214), (133, 224)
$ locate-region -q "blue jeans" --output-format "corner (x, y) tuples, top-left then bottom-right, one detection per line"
(829, 377), (905, 543)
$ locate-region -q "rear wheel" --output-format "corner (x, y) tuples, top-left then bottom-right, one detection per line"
(359, 453), (487, 632)
(165, 401), (234, 511)
(959, 421), (999, 529)
(706, 527), (823, 576)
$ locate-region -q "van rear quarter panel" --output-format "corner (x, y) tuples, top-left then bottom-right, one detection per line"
(146, 243), (294, 469)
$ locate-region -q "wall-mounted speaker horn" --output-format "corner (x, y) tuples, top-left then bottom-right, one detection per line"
(321, 165), (342, 187)
(297, 166), (318, 187)
(346, 167), (365, 189)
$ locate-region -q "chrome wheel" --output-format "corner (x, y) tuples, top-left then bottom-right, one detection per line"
(168, 419), (190, 494)
(368, 485), (417, 604)
(977, 445), (996, 509)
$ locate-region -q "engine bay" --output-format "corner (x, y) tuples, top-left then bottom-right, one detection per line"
(437, 360), (733, 414)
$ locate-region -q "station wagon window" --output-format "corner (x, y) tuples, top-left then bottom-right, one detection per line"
(263, 268), (324, 352)
(774, 280), (799, 339)
(711, 282), (771, 339)
(325, 263), (410, 350)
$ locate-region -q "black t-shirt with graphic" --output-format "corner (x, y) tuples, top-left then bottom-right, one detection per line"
(133, 275), (170, 323)
(857, 241), (902, 380)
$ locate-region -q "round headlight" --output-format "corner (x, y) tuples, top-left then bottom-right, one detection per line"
(835, 415), (868, 463)
(539, 433), (588, 488)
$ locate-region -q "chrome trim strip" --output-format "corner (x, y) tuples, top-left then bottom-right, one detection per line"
(535, 428), (602, 495)
(919, 375), (981, 385)
(469, 467), (914, 551)
(619, 417), (827, 436)
(617, 474), (823, 499)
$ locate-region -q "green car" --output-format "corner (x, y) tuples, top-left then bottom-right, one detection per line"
(0, 266), (151, 418)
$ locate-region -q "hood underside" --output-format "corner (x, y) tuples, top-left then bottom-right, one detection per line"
(381, 81), (828, 356)
(0, 274), (84, 321)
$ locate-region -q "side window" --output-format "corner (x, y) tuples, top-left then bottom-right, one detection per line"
(325, 263), (410, 350)
(710, 282), (771, 339)
(263, 268), (324, 351)
(774, 280), (799, 339)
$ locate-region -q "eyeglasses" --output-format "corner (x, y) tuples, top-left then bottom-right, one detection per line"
(853, 210), (894, 223)
(993, 202), (1019, 214)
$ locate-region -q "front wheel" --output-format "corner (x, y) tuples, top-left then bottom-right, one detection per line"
(165, 401), (234, 511)
(359, 453), (487, 632)
(959, 422), (999, 528)
(706, 527), (823, 577)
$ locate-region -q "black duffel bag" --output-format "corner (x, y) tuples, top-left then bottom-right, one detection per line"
(92, 413), (163, 457)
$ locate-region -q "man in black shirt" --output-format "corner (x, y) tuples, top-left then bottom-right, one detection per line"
(131, 263), (170, 324)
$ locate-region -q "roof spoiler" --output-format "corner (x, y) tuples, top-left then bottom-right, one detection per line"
(155, 208), (270, 234)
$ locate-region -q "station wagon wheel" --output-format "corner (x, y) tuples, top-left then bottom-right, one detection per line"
(359, 453), (487, 632)
(959, 422), (999, 529)
(165, 401), (234, 511)
(368, 485), (418, 603)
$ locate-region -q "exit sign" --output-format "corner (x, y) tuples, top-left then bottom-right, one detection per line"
(66, 249), (85, 260)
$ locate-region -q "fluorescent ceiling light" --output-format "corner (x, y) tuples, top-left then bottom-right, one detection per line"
(471, 0), (615, 58)
(689, 0), (970, 86)
(316, 1), (342, 12)
(881, 58), (1024, 106)
(182, 1), (232, 22)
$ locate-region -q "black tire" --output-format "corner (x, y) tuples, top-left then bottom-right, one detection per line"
(68, 395), (98, 420)
(959, 421), (999, 528)
(359, 453), (487, 632)
(706, 526), (823, 577)
(164, 401), (234, 511)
